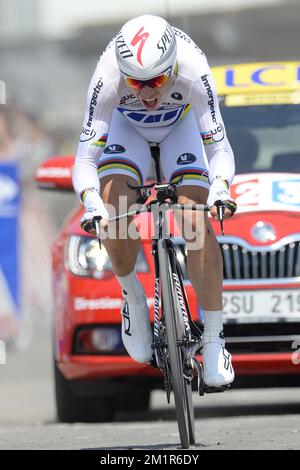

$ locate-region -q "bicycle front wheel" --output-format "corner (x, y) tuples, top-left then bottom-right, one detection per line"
(158, 239), (193, 449)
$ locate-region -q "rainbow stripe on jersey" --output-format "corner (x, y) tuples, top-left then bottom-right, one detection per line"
(170, 167), (209, 185)
(97, 157), (143, 184)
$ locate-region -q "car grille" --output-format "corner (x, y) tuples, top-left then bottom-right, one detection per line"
(223, 321), (300, 354)
(220, 239), (300, 280)
(173, 237), (300, 281)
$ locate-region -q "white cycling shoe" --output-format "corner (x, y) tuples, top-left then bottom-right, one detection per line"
(121, 296), (153, 364)
(202, 335), (235, 388)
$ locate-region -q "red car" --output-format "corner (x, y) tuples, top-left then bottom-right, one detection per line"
(36, 62), (300, 422)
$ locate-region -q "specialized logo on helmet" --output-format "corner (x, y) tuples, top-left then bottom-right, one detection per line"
(116, 32), (133, 59)
(157, 25), (174, 57)
(131, 27), (150, 65)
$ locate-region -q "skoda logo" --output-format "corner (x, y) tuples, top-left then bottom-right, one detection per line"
(251, 221), (276, 243)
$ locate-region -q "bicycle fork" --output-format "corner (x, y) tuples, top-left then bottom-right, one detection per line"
(152, 238), (206, 399)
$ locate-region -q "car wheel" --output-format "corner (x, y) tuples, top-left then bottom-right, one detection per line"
(116, 389), (151, 412)
(54, 361), (115, 423)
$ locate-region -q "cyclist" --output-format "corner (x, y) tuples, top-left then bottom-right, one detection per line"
(73, 14), (236, 388)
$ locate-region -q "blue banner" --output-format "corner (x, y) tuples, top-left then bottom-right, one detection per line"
(0, 163), (21, 322)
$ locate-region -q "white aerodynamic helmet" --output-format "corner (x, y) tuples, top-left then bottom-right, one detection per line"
(115, 15), (177, 80)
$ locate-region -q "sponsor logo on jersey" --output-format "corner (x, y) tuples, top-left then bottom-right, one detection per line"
(86, 79), (103, 128)
(201, 74), (217, 123)
(117, 104), (187, 127)
(104, 144), (126, 154)
(80, 128), (96, 142)
(177, 153), (197, 165)
(171, 92), (183, 100)
(157, 25), (174, 57)
(201, 124), (224, 145)
(119, 94), (138, 106)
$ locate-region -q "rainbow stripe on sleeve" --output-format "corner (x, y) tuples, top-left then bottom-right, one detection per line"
(92, 134), (108, 148)
(200, 131), (215, 145)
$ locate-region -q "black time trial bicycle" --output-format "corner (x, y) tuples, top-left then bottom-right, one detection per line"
(94, 143), (228, 449)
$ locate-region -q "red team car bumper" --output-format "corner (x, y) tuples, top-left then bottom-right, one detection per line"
(59, 352), (299, 381)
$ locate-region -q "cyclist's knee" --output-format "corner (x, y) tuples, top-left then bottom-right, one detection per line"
(177, 185), (208, 205)
(100, 175), (138, 212)
(175, 186), (209, 239)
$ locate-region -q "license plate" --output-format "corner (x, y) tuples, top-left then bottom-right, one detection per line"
(222, 289), (300, 323)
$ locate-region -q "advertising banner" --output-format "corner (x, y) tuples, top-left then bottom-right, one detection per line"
(0, 163), (21, 340)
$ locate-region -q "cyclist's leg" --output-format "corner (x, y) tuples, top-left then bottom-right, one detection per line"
(160, 110), (222, 309)
(100, 173), (141, 276)
(160, 110), (234, 386)
(98, 110), (153, 363)
(98, 111), (152, 274)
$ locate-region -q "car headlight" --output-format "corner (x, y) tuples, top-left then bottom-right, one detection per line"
(67, 235), (148, 279)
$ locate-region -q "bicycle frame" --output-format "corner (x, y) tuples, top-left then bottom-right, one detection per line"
(93, 142), (227, 448)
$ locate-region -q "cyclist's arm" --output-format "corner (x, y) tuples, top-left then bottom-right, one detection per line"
(72, 67), (119, 202)
(189, 62), (235, 186)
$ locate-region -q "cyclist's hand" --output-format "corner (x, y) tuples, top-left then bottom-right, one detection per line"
(80, 189), (109, 233)
(207, 178), (237, 220)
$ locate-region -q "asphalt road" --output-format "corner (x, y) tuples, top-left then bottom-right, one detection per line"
(0, 317), (300, 450)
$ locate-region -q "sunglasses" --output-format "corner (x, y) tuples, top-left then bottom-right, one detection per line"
(125, 72), (170, 90)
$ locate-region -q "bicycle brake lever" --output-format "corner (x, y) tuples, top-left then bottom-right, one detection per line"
(93, 216), (102, 250)
(215, 200), (225, 236)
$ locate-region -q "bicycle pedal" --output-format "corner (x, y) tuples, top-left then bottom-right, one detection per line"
(203, 384), (231, 394)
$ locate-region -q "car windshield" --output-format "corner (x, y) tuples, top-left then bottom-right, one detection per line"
(221, 104), (300, 174)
